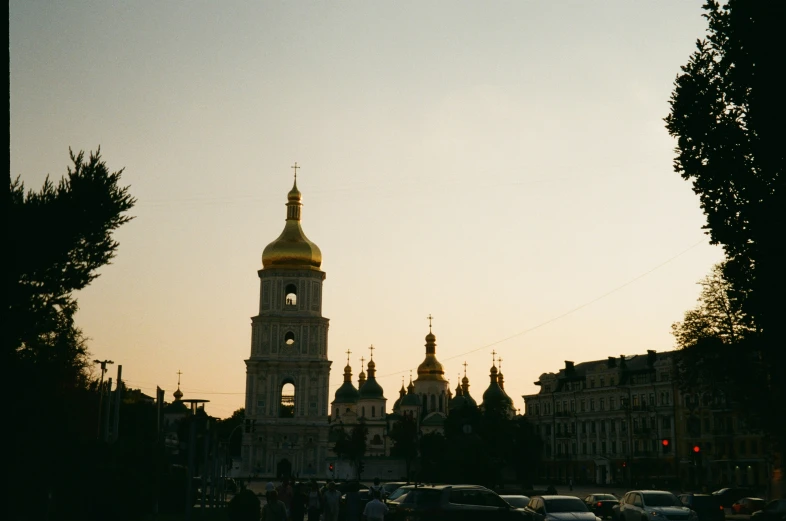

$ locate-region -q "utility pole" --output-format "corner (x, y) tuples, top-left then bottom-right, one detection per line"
(103, 377), (113, 442)
(111, 365), (123, 443)
(94, 359), (114, 439)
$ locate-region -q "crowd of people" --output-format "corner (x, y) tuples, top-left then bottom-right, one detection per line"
(260, 478), (389, 521)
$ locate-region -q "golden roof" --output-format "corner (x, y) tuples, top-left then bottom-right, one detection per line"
(261, 179), (322, 270)
(416, 330), (447, 382)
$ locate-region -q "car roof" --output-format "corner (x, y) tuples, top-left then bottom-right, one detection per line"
(411, 484), (488, 490)
(538, 495), (583, 500)
(629, 490), (674, 494)
(501, 495), (530, 498)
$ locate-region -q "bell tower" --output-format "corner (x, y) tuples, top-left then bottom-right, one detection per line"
(243, 167), (332, 478)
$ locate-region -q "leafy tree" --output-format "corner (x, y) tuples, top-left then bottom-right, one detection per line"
(8, 148), (135, 519)
(8, 147), (136, 384)
(332, 421), (368, 480)
(665, 0), (785, 448)
(389, 415), (419, 483)
(217, 408), (246, 458)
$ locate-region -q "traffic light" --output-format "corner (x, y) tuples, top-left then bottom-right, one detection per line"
(662, 439), (671, 452)
(329, 463), (335, 472)
(693, 445), (700, 453)
(622, 461), (627, 468)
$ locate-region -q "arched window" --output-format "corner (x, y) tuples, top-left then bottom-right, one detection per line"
(371, 406), (376, 417)
(430, 394), (436, 411)
(285, 284), (297, 306)
(284, 331), (295, 346)
(336, 408), (340, 419)
(279, 381), (295, 418)
(438, 394), (443, 412)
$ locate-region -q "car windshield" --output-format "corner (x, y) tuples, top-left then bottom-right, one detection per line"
(504, 496), (530, 508)
(383, 483), (402, 492)
(644, 494), (682, 507)
(546, 498), (589, 513)
(596, 495), (618, 501)
(388, 487), (415, 501)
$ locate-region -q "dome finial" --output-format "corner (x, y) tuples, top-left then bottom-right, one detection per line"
(427, 313), (433, 333)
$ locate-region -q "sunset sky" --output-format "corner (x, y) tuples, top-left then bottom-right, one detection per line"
(10, 1), (722, 419)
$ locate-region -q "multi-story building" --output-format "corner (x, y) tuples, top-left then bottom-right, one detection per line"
(673, 387), (769, 489)
(523, 350), (678, 486)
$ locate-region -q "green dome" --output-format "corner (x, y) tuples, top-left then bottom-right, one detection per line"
(359, 376), (384, 399)
(481, 366), (513, 409)
(401, 390), (421, 407)
(333, 381), (359, 403)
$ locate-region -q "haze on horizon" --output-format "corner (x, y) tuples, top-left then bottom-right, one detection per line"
(9, 1), (722, 418)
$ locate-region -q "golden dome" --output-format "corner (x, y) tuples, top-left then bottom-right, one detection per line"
(261, 179), (322, 270)
(416, 354), (446, 381)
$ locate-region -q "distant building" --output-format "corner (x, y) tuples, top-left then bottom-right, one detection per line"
(523, 351), (677, 486)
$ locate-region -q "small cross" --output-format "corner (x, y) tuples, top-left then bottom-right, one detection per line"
(291, 162), (300, 180)
(346, 349), (351, 365)
(463, 361), (468, 375)
(360, 356), (365, 368)
(177, 370), (183, 386)
(427, 314), (433, 332)
(368, 344), (375, 359)
(491, 350), (497, 364)
(498, 357), (503, 372)
(409, 369), (413, 382)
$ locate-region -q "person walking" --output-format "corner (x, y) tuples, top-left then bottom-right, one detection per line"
(277, 479), (293, 517)
(290, 482), (307, 521)
(261, 489), (288, 521)
(362, 490), (389, 521)
(369, 477), (383, 498)
(323, 481), (341, 521)
(307, 481), (323, 521)
(569, 478), (573, 491)
(344, 481), (362, 521)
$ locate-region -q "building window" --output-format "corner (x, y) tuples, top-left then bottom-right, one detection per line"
(362, 406), (366, 417)
(582, 442), (587, 454)
(751, 440), (758, 455)
(600, 376), (605, 387)
(430, 394), (436, 411)
(570, 400), (575, 412)
(284, 331), (295, 345)
(601, 441), (607, 453)
(661, 371), (670, 381)
(621, 420), (627, 432)
(592, 441), (597, 454)
(580, 400), (586, 412)
(285, 284), (298, 306)
(279, 382), (295, 418)
(557, 401), (562, 413)
(371, 406), (376, 417)
(590, 399), (595, 411)
(650, 393), (655, 406)
(662, 417), (671, 429)
(600, 398), (605, 411)
(633, 395), (640, 407)
(589, 377), (595, 388)
(610, 397), (616, 410)
(610, 376), (615, 386)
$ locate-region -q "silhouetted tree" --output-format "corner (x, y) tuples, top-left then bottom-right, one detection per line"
(665, 1), (785, 447)
(389, 415), (419, 483)
(217, 408), (246, 458)
(332, 421), (368, 480)
(8, 148), (135, 520)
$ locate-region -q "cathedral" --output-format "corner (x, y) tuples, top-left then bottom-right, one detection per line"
(242, 172), (517, 479)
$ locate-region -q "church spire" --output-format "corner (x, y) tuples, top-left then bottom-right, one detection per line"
(173, 370), (184, 401)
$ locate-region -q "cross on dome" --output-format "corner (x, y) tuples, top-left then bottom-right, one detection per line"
(427, 314), (433, 332)
(346, 349), (351, 365)
(291, 162), (300, 180)
(368, 344), (375, 359)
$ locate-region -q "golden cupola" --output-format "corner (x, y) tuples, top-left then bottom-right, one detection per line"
(261, 177), (322, 270)
(416, 323), (447, 382)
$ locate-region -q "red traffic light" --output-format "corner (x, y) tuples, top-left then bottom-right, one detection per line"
(662, 439), (670, 447)
(329, 463), (334, 471)
(693, 445), (700, 453)
(622, 462), (627, 467)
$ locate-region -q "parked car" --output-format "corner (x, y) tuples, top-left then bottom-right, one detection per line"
(733, 498), (767, 516)
(615, 490), (695, 521)
(502, 495), (531, 510)
(751, 500), (786, 521)
(677, 493), (724, 521)
(583, 493), (620, 519)
(525, 495), (600, 521)
(389, 484), (528, 520)
(712, 488), (755, 511)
